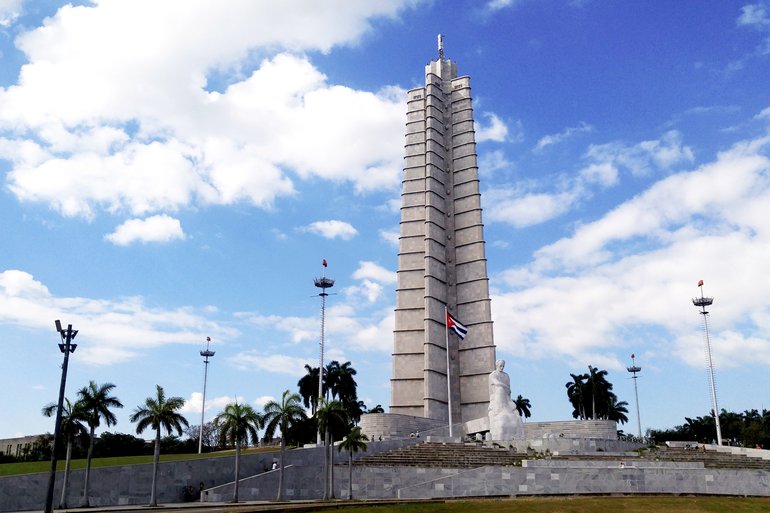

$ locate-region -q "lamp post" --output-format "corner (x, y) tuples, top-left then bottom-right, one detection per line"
(626, 354), (642, 438)
(44, 320), (78, 513)
(198, 336), (215, 454)
(692, 279), (722, 446)
(314, 259), (334, 445)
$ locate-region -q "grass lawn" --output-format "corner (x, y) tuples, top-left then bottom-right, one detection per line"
(0, 446), (277, 477)
(335, 496), (770, 513)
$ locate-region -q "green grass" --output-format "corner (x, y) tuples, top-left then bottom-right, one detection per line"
(333, 496), (770, 513)
(0, 446), (277, 477)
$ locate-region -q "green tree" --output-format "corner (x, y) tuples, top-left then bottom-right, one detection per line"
(129, 385), (188, 507)
(565, 373), (588, 420)
(338, 426), (368, 500)
(366, 404), (385, 414)
(213, 402), (262, 502)
(514, 395), (532, 420)
(262, 390), (307, 501)
(297, 364), (321, 415)
(77, 381), (123, 507)
(42, 398), (88, 508)
(317, 399), (349, 499)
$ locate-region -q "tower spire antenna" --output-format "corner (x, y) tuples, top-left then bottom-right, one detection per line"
(438, 33), (444, 60)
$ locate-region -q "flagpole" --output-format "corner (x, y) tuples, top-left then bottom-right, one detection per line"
(445, 306), (453, 438)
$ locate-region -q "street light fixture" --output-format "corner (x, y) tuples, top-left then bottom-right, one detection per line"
(626, 354), (642, 438)
(198, 336), (215, 454)
(44, 320), (78, 513)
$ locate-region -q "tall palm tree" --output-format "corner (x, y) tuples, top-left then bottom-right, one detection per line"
(42, 398), (88, 508)
(297, 364), (321, 415)
(338, 426), (368, 500)
(565, 373), (587, 420)
(586, 366), (611, 420)
(213, 402), (262, 502)
(77, 381), (123, 507)
(514, 395), (532, 420)
(129, 385), (188, 507)
(324, 361), (341, 401)
(262, 390), (307, 501)
(317, 399), (349, 499)
(605, 396), (629, 424)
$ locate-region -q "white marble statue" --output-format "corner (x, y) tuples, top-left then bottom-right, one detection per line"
(488, 359), (525, 440)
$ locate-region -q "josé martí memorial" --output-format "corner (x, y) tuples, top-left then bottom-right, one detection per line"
(2, 39), (770, 511)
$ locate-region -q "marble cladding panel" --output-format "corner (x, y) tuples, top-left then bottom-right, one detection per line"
(457, 301), (493, 326)
(405, 132), (425, 145)
(455, 260), (488, 284)
(453, 130), (475, 146)
(455, 240), (486, 263)
(401, 219), (425, 238)
(425, 236), (446, 259)
(425, 276), (448, 304)
(392, 353), (425, 379)
(459, 345), (496, 376)
(453, 119), (474, 134)
(425, 193), (447, 214)
(454, 196), (481, 216)
(456, 280), (491, 304)
(396, 288), (424, 309)
(403, 164), (425, 180)
(397, 268), (423, 289)
(424, 365), (448, 397)
(451, 98), (473, 113)
(426, 154), (446, 172)
(393, 330), (425, 355)
(461, 401), (491, 423)
(401, 178), (425, 195)
(406, 110), (425, 122)
(391, 378), (424, 406)
(454, 180), (480, 199)
(427, 176), (447, 196)
(460, 373), (493, 403)
(426, 298), (449, 324)
(425, 222), (446, 243)
(393, 308), (424, 331)
(453, 166), (479, 185)
(425, 93), (444, 110)
(424, 398), (450, 421)
(398, 235), (425, 253)
(401, 191), (426, 208)
(426, 138), (447, 157)
(451, 76), (471, 88)
(453, 209), (482, 229)
(398, 252), (424, 271)
(455, 225), (484, 246)
(425, 256), (447, 282)
(453, 141), (477, 159)
(426, 104), (443, 119)
(404, 142), (425, 157)
(426, 115), (444, 132)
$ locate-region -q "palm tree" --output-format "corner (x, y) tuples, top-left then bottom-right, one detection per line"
(605, 396), (629, 424)
(565, 373), (587, 420)
(317, 399), (349, 499)
(514, 395), (532, 420)
(129, 385), (188, 507)
(213, 402), (262, 502)
(42, 398), (88, 508)
(297, 364), (321, 415)
(338, 426), (368, 500)
(262, 390), (307, 501)
(77, 381), (123, 507)
(366, 404), (385, 414)
(586, 366), (610, 420)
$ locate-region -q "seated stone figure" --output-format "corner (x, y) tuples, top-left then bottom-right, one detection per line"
(488, 359), (524, 440)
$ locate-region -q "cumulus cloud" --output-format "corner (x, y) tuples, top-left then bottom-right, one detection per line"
(476, 112), (510, 142)
(0, 0), (21, 26)
(492, 127), (770, 369)
(303, 220), (358, 240)
(0, 2), (411, 222)
(105, 215), (186, 245)
(352, 261), (396, 284)
(228, 352), (313, 376)
(0, 270), (237, 365)
(485, 188), (581, 228)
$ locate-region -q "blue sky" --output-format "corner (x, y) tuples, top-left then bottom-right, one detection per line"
(2, 0), (770, 440)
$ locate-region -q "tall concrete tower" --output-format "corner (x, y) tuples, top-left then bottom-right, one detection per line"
(391, 36), (496, 425)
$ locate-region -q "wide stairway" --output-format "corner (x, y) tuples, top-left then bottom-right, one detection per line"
(354, 441), (770, 471)
(354, 441), (525, 468)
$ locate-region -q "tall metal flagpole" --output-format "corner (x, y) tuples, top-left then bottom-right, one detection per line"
(692, 279), (722, 445)
(198, 337), (215, 454)
(626, 354), (642, 438)
(445, 307), (453, 438)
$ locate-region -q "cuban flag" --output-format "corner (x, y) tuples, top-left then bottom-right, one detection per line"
(446, 310), (468, 340)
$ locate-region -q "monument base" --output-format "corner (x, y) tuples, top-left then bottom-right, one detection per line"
(464, 417), (618, 441)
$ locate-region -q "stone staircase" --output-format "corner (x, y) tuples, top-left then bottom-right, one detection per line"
(353, 441), (770, 472)
(353, 441), (525, 468)
(640, 446), (770, 470)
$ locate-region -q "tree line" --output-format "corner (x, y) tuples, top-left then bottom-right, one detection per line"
(649, 409), (770, 448)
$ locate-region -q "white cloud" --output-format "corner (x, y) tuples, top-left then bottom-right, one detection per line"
(379, 229), (399, 247)
(105, 215), (186, 245)
(476, 112), (510, 142)
(485, 188), (581, 228)
(0, 2), (412, 220)
(352, 261), (396, 284)
(303, 220), (358, 240)
(584, 130), (694, 177)
(493, 129), (770, 368)
(479, 149), (513, 176)
(181, 392), (238, 415)
(0, 0), (21, 26)
(738, 2), (770, 28)
(228, 351), (311, 376)
(0, 270), (238, 365)
(534, 122), (593, 152)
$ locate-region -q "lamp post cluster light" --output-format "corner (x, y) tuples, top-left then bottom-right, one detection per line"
(44, 320), (78, 513)
(198, 336), (215, 454)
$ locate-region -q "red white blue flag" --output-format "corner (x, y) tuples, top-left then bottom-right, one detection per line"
(446, 311), (468, 340)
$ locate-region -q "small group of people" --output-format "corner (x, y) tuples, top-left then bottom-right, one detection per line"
(409, 431), (420, 438)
